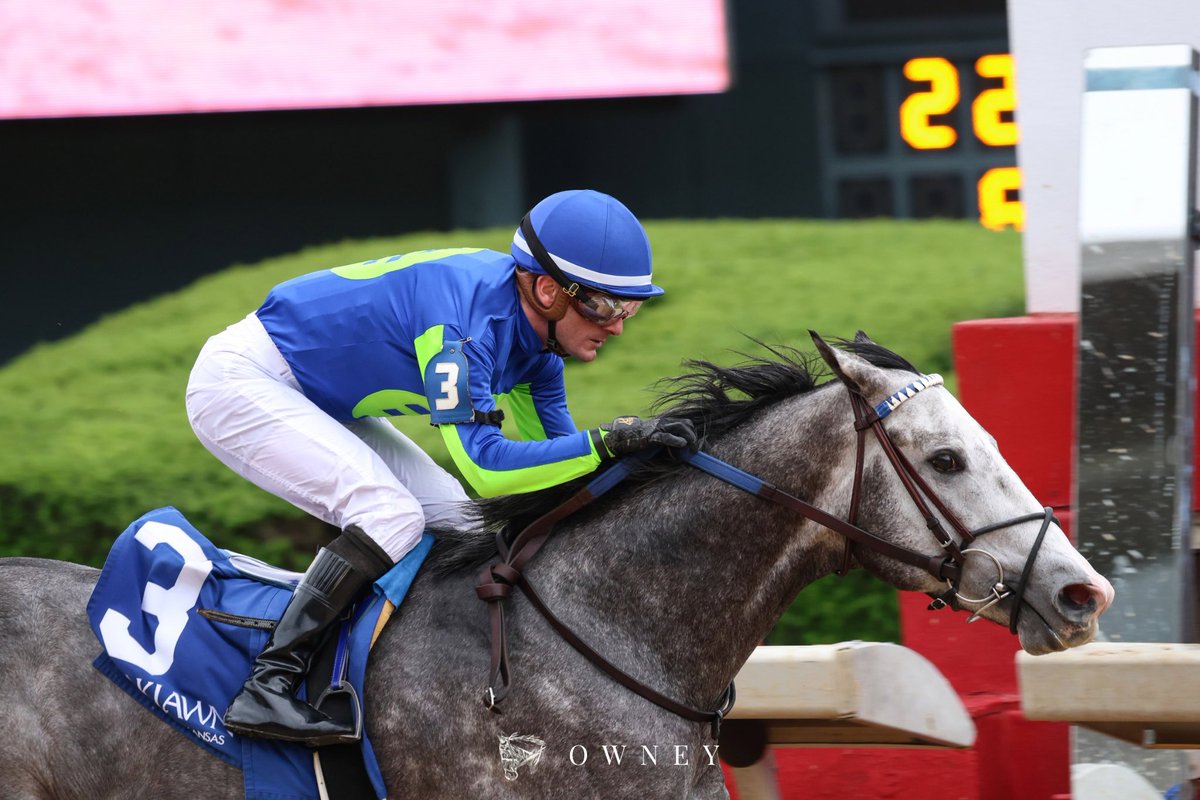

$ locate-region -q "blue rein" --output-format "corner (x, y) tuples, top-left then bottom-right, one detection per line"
(672, 448), (765, 493)
(584, 447), (762, 498)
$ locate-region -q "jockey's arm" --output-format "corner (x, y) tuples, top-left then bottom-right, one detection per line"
(438, 422), (604, 498)
(501, 354), (578, 441)
(423, 331), (605, 498)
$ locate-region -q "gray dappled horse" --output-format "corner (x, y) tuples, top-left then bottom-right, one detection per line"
(0, 334), (1113, 800)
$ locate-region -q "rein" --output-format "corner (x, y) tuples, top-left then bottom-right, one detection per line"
(475, 451), (736, 737)
(473, 371), (1056, 731)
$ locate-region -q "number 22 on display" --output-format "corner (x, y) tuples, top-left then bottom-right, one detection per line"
(900, 55), (1023, 231)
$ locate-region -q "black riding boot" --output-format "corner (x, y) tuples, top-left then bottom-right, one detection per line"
(223, 525), (393, 746)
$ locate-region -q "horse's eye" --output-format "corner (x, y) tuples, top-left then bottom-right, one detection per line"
(929, 450), (963, 473)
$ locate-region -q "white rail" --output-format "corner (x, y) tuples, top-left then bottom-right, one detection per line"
(724, 642), (976, 800)
(1017, 641), (1200, 748)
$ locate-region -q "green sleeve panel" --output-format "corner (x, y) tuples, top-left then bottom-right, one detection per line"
(414, 325), (445, 375)
(505, 383), (549, 441)
(351, 390), (429, 418)
(438, 424), (602, 498)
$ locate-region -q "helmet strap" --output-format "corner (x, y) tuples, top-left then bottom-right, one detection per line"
(520, 214), (581, 295)
(545, 319), (569, 358)
(517, 213), (579, 358)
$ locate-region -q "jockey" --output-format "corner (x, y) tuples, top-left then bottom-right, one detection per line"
(185, 189), (696, 746)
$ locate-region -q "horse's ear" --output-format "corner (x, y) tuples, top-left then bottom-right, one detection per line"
(806, 328), (892, 398)
(853, 330), (873, 345)
(810, 330), (866, 395)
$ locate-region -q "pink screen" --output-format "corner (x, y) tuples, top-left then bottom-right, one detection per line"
(0, 0), (730, 119)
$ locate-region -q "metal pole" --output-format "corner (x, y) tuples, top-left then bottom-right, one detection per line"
(1074, 42), (1199, 789)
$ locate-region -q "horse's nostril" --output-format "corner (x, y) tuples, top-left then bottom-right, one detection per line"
(1062, 583), (1095, 608)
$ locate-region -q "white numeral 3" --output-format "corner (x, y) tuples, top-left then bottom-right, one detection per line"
(98, 521), (212, 675)
(434, 361), (460, 411)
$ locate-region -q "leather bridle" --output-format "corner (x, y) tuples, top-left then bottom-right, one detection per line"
(474, 371), (1057, 734)
(833, 372), (1058, 631)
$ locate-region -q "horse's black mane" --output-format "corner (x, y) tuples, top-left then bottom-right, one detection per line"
(427, 336), (918, 574)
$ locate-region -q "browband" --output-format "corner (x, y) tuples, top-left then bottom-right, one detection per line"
(873, 374), (944, 420)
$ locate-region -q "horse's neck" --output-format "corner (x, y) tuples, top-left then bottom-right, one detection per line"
(532, 388), (854, 702)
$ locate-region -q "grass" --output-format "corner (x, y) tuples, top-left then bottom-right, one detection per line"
(0, 218), (1023, 642)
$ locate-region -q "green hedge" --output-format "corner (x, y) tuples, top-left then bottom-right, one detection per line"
(0, 219), (1023, 643)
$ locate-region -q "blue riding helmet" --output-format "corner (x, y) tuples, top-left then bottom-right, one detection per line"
(511, 189), (663, 299)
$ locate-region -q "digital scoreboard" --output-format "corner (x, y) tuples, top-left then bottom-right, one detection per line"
(813, 0), (1021, 229)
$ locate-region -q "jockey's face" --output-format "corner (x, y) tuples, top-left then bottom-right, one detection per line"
(522, 273), (629, 362)
(553, 302), (626, 362)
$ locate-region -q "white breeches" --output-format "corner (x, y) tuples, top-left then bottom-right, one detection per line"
(185, 314), (471, 563)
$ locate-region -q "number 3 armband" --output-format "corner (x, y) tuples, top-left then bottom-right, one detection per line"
(424, 340), (476, 425)
(422, 339), (506, 427)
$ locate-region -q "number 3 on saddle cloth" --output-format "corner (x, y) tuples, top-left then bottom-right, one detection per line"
(85, 506), (432, 800)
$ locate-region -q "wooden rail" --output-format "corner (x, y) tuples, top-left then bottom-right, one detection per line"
(1017, 642), (1200, 748)
(721, 642), (975, 800)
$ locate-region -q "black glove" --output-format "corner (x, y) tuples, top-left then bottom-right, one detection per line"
(597, 415), (697, 458)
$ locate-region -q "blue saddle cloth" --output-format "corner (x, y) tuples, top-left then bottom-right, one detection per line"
(86, 506), (431, 800)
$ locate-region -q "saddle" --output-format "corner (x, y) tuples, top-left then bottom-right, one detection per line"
(86, 506), (432, 800)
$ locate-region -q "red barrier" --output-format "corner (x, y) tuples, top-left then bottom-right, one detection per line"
(893, 314), (1077, 799)
(952, 314), (1078, 510)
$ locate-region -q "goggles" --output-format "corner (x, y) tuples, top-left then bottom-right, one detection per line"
(566, 286), (642, 325)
